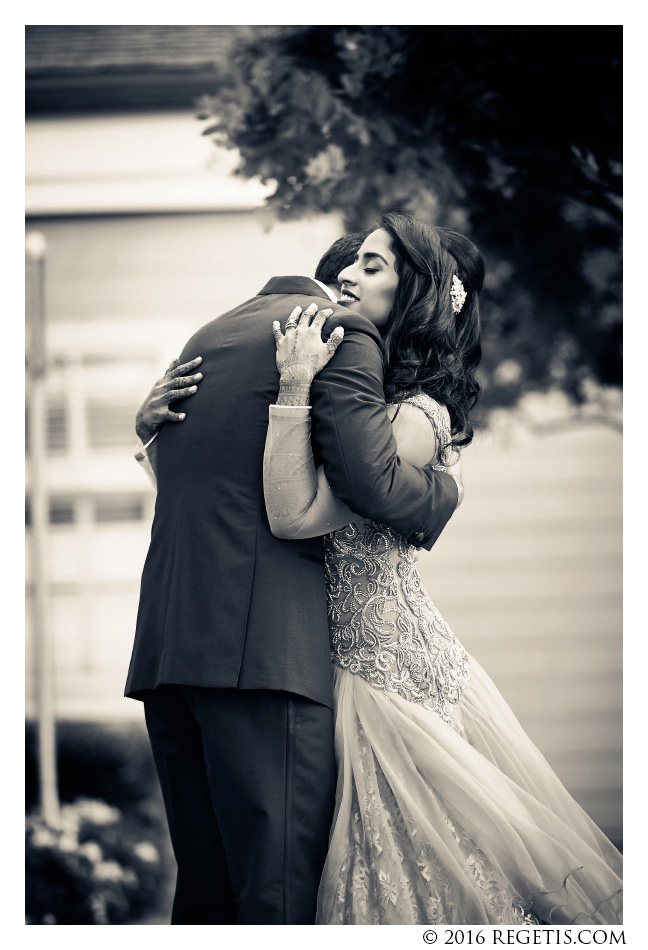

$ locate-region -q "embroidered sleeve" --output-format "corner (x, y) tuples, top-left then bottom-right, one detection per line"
(263, 405), (355, 539)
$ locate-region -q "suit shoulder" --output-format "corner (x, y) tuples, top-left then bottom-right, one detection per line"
(324, 307), (382, 345)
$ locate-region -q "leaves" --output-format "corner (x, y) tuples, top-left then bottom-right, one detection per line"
(197, 25), (622, 407)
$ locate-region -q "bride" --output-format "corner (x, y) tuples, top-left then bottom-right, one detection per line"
(262, 211), (622, 925)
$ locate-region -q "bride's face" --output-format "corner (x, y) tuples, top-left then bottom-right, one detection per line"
(337, 229), (399, 329)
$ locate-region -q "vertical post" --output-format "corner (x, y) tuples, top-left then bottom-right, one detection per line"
(26, 231), (59, 829)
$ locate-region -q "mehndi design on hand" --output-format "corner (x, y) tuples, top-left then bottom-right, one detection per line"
(135, 355), (204, 442)
(272, 303), (344, 406)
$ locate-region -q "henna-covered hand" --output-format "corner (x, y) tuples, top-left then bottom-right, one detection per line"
(135, 356), (203, 443)
(272, 303), (344, 406)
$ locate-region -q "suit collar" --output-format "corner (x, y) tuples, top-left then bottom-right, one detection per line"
(257, 276), (333, 300)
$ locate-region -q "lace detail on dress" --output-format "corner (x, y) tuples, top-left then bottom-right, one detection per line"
(316, 389), (622, 926)
(323, 392), (469, 725)
(323, 717), (542, 925)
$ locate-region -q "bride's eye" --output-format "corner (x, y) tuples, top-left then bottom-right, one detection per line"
(364, 267), (379, 274)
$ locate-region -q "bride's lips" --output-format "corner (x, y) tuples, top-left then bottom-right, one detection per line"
(339, 289), (359, 304)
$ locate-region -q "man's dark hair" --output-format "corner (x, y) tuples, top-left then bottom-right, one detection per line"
(314, 230), (371, 289)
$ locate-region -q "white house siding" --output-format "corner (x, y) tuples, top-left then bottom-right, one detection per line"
(25, 209), (344, 720)
(25, 212), (622, 847)
(417, 419), (622, 846)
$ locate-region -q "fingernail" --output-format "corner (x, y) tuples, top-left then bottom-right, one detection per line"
(190, 386), (197, 392)
(179, 413), (186, 420)
(323, 309), (333, 316)
(196, 356), (202, 362)
(195, 373), (203, 379)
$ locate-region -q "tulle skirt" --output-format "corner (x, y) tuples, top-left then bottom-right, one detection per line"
(316, 657), (622, 925)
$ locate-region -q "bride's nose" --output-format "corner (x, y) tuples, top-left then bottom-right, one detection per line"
(338, 263), (356, 285)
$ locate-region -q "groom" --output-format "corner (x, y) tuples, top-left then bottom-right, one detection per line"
(125, 231), (461, 924)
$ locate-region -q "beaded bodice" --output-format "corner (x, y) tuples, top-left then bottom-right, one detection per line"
(323, 394), (470, 725)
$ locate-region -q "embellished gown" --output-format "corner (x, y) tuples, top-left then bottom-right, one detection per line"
(263, 393), (623, 926)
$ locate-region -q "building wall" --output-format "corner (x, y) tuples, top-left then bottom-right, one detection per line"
(25, 208), (344, 717)
(25, 211), (622, 847)
(419, 417), (622, 846)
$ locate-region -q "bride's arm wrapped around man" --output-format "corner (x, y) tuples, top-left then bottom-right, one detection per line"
(263, 303), (463, 540)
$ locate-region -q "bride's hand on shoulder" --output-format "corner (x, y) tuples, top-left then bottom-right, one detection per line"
(135, 356), (204, 443)
(272, 303), (344, 387)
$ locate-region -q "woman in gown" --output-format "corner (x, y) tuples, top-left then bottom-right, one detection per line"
(262, 212), (622, 925)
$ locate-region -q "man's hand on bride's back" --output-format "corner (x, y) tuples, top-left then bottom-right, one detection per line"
(135, 356), (204, 443)
(272, 303), (344, 404)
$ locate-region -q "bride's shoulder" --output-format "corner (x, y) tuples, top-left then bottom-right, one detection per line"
(390, 392), (451, 434)
(388, 392), (450, 467)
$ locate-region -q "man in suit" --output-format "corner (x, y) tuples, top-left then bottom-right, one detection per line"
(125, 233), (461, 924)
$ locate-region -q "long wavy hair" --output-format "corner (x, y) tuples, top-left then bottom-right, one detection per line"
(377, 211), (484, 451)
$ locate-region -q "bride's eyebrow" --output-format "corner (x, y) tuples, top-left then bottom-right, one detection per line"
(362, 251), (388, 266)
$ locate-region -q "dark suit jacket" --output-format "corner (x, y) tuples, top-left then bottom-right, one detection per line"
(125, 277), (458, 707)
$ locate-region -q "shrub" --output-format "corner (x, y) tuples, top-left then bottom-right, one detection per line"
(25, 721), (173, 924)
(25, 720), (159, 810)
(25, 797), (167, 925)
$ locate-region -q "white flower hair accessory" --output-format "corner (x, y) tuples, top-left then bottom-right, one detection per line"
(450, 275), (467, 314)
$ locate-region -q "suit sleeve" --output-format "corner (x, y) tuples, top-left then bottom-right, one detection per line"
(310, 312), (459, 550)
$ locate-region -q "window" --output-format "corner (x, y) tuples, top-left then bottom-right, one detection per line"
(86, 399), (136, 449)
(25, 395), (69, 454)
(46, 398), (68, 453)
(25, 496), (76, 526)
(49, 497), (76, 525)
(94, 494), (145, 523)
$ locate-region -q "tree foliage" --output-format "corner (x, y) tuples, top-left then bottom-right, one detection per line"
(199, 26), (622, 410)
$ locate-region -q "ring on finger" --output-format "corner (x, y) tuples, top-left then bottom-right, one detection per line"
(285, 320), (299, 330)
